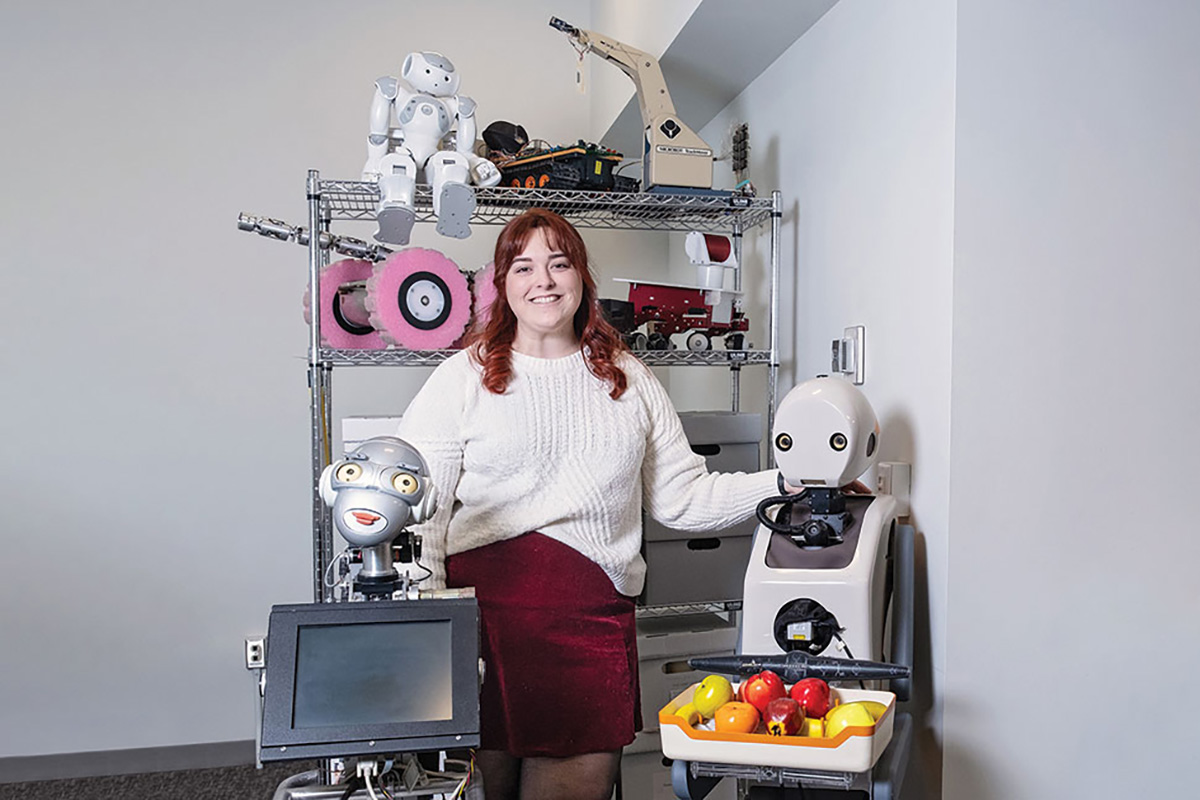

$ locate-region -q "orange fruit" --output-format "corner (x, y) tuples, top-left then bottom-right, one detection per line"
(713, 701), (760, 734)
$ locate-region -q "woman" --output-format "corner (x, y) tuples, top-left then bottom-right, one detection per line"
(397, 208), (780, 799)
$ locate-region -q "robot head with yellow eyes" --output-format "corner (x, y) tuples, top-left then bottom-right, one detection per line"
(319, 437), (437, 549)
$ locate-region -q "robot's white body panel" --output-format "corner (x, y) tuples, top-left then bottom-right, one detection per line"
(741, 493), (898, 666)
(395, 94), (456, 167)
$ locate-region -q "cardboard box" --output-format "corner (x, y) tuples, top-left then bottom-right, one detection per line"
(636, 615), (739, 733)
(642, 412), (762, 606)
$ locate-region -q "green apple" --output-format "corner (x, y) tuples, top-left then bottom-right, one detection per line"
(691, 675), (734, 718)
(823, 701), (876, 738)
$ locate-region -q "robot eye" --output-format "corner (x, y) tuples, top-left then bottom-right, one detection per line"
(392, 472), (419, 495)
(830, 433), (848, 452)
(866, 432), (877, 457)
(335, 463), (364, 482)
(775, 433), (793, 452)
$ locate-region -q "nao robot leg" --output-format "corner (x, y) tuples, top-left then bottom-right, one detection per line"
(427, 150), (475, 240)
(376, 151), (418, 246)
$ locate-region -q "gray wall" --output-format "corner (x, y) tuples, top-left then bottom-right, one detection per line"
(691, 3), (957, 798)
(945, 1), (1200, 797)
(0, 0), (596, 758)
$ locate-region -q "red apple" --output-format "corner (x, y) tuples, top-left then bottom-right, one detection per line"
(764, 697), (805, 736)
(789, 677), (832, 718)
(741, 670), (787, 714)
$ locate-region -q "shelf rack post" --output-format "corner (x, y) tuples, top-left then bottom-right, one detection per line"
(767, 190), (782, 468)
(307, 170), (334, 602)
(730, 220), (744, 413)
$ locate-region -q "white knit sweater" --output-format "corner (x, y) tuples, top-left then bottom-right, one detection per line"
(396, 348), (778, 596)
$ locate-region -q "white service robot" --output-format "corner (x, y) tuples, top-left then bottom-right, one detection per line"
(741, 377), (900, 671)
(319, 436), (438, 600)
(362, 52), (502, 246)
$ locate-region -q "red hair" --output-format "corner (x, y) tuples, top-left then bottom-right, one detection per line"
(466, 209), (629, 399)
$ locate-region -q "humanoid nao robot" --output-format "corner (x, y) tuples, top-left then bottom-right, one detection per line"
(320, 436), (437, 599)
(362, 52), (501, 246)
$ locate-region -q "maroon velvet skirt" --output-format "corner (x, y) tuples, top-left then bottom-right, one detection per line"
(445, 532), (641, 757)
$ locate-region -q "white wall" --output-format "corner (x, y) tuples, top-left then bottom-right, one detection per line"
(586, 0), (703, 140)
(0, 0), (602, 758)
(688, 3), (957, 797)
(944, 2), (1200, 797)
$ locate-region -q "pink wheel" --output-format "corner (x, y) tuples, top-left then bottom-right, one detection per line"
(471, 261), (498, 332)
(302, 258), (385, 349)
(365, 248), (471, 349)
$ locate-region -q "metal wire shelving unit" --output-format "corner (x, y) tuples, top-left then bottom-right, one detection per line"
(318, 180), (775, 232)
(304, 171), (783, 603)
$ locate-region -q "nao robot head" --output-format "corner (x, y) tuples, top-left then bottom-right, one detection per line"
(773, 377), (881, 489)
(319, 436), (436, 549)
(402, 51), (461, 97)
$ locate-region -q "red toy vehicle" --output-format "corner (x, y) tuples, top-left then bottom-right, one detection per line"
(606, 279), (749, 351)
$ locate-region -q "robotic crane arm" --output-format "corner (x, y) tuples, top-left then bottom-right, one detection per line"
(549, 16), (714, 190)
(549, 17), (678, 122)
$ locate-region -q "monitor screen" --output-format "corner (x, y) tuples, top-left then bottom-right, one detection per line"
(293, 621), (453, 728)
(260, 598), (479, 761)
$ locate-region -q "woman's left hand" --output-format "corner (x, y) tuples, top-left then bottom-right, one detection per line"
(840, 479), (872, 494)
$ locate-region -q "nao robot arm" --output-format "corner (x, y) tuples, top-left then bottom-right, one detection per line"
(319, 436), (438, 600)
(452, 93), (501, 188)
(362, 76), (409, 182)
(549, 16), (714, 189)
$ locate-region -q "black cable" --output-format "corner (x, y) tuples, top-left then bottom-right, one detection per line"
(410, 558), (433, 583)
(336, 776), (359, 800)
(755, 492), (808, 534)
(834, 633), (868, 690)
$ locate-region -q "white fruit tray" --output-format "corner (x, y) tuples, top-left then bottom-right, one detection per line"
(658, 683), (895, 773)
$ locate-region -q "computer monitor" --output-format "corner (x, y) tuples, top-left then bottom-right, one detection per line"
(260, 598), (480, 762)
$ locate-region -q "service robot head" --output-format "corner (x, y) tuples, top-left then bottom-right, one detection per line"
(319, 436), (436, 548)
(401, 51), (461, 97)
(773, 377), (881, 489)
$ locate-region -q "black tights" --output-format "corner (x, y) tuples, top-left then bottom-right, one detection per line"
(475, 748), (621, 800)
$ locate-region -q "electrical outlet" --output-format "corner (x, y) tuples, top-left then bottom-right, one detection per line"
(877, 462), (911, 516)
(245, 637), (265, 669)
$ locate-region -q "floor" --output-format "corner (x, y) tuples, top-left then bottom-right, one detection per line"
(0, 761), (317, 800)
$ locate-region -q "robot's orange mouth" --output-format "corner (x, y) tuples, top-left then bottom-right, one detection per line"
(351, 511), (382, 526)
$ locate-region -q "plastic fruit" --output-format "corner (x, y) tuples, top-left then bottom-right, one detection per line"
(674, 702), (701, 726)
(823, 701), (876, 738)
(763, 697), (804, 736)
(692, 675), (734, 718)
(859, 700), (889, 720)
(802, 716), (824, 737)
(789, 677), (832, 718)
(714, 701), (760, 734)
(741, 670), (787, 714)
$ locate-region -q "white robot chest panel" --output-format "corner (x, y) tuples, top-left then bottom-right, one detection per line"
(399, 95), (453, 162)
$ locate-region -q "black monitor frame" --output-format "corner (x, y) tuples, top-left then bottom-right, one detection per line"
(260, 598), (480, 762)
